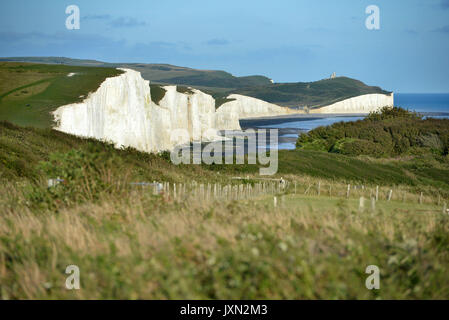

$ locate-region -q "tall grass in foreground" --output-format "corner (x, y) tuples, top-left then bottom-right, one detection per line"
(0, 122), (448, 299)
(0, 176), (448, 299)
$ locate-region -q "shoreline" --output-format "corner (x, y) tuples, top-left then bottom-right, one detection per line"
(239, 111), (449, 127)
(238, 111), (449, 150)
(239, 113), (367, 128)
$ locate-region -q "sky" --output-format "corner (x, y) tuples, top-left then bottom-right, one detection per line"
(1, 0), (449, 93)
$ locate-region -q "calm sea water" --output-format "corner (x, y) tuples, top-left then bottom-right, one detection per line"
(396, 93), (449, 114)
(243, 93), (449, 150)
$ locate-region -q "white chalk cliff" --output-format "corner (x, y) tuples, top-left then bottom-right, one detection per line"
(52, 68), (220, 153)
(215, 94), (297, 130)
(310, 93), (394, 114)
(52, 68), (394, 153)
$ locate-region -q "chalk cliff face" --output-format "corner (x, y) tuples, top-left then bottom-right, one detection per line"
(156, 85), (219, 146)
(215, 94), (297, 130)
(52, 68), (394, 153)
(310, 93), (394, 114)
(52, 69), (219, 153)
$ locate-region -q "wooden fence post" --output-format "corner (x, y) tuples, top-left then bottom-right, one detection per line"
(375, 186), (379, 201)
(359, 197), (365, 211)
(174, 183), (176, 200)
(387, 190), (393, 201)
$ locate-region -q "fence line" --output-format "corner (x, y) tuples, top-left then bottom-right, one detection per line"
(46, 177), (448, 209)
(126, 179), (448, 208)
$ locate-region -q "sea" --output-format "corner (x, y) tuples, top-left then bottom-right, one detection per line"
(240, 93), (449, 150)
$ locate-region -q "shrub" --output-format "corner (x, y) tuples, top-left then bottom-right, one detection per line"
(296, 107), (449, 158)
(367, 106), (422, 121)
(418, 133), (444, 154)
(33, 145), (131, 207)
(332, 138), (385, 157)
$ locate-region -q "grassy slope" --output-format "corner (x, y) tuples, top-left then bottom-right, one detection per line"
(227, 76), (391, 107)
(2, 186), (447, 299)
(0, 62), (122, 128)
(0, 121), (219, 184)
(0, 57), (272, 91)
(203, 149), (449, 194)
(0, 122), (448, 299)
(0, 57), (391, 107)
(1, 121), (448, 193)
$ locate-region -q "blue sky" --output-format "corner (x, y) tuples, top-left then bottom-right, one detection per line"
(1, 0), (449, 93)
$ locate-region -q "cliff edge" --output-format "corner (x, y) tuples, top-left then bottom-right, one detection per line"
(53, 69), (220, 153)
(310, 93), (394, 114)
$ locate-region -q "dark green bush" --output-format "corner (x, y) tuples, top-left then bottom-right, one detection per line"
(297, 107), (449, 157)
(332, 139), (385, 157)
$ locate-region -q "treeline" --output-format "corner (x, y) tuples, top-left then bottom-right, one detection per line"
(296, 107), (449, 157)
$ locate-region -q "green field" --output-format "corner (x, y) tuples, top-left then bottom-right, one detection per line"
(0, 57), (273, 92)
(0, 62), (122, 128)
(1, 121), (449, 299)
(0, 57), (391, 108)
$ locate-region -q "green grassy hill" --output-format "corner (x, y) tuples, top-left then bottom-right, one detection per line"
(1, 121), (448, 192)
(1, 121), (448, 299)
(0, 62), (122, 128)
(0, 57), (391, 107)
(0, 57), (273, 92)
(227, 76), (392, 107)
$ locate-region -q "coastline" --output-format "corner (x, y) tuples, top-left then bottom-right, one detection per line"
(239, 111), (449, 128)
(239, 113), (367, 128)
(239, 110), (449, 150)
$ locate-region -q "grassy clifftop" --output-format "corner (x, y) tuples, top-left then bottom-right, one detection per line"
(0, 62), (122, 128)
(227, 76), (391, 107)
(0, 57), (273, 92)
(0, 57), (391, 108)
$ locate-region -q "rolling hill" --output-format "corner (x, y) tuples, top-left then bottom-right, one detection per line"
(226, 76), (392, 108)
(0, 57), (392, 108)
(0, 57), (273, 92)
(0, 62), (122, 128)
